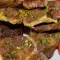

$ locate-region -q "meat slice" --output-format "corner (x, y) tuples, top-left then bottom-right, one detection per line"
(0, 22), (23, 37)
(0, 8), (57, 25)
(0, 30), (48, 60)
(43, 46), (56, 58)
(33, 23), (60, 32)
(29, 31), (60, 58)
(4, 7), (19, 18)
(0, 0), (47, 9)
(48, 1), (60, 19)
(0, 23), (24, 60)
(23, 9), (46, 27)
(23, 0), (47, 9)
(23, 9), (57, 27)
(0, 0), (24, 7)
(15, 34), (48, 60)
(0, 0), (14, 7)
(0, 7), (22, 24)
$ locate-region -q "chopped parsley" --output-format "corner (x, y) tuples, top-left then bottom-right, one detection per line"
(32, 15), (36, 18)
(25, 40), (32, 48)
(44, 5), (48, 12)
(3, 53), (11, 58)
(11, 50), (16, 55)
(41, 38), (47, 44)
(25, 40), (29, 47)
(3, 50), (16, 58)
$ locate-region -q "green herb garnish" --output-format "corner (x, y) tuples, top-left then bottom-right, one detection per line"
(3, 53), (11, 58)
(11, 51), (16, 55)
(25, 40), (29, 47)
(41, 38), (47, 44)
(32, 15), (36, 18)
(44, 5), (48, 12)
(25, 40), (32, 48)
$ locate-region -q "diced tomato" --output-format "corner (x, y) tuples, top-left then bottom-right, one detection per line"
(58, 43), (60, 55)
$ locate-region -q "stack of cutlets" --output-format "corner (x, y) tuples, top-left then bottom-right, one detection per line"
(0, 0), (60, 60)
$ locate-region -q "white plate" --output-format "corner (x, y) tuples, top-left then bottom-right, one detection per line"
(49, 49), (60, 60)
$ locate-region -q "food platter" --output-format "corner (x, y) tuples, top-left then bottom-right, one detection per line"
(0, 0), (60, 60)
